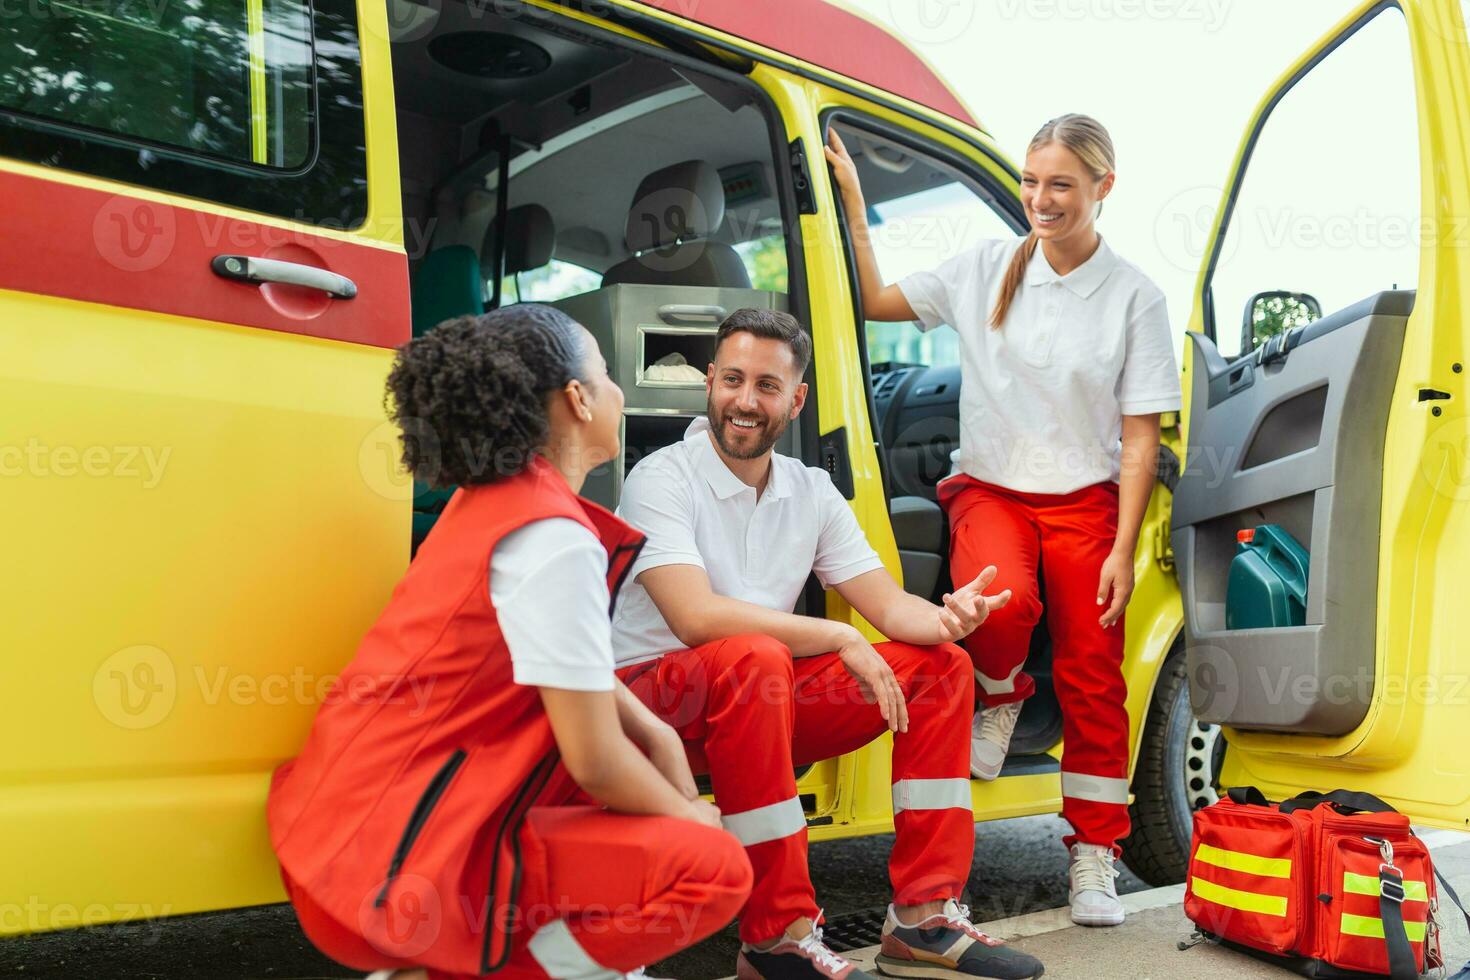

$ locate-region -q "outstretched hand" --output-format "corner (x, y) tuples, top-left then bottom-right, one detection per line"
(937, 565), (1012, 643)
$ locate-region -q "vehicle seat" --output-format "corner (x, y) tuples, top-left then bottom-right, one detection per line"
(410, 245), (482, 338)
(601, 160), (751, 288)
(891, 495), (946, 600)
(483, 202), (556, 287)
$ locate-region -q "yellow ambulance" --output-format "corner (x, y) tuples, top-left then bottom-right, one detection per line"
(0, 0), (1464, 935)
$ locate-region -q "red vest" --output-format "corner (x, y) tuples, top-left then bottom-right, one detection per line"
(267, 457), (645, 975)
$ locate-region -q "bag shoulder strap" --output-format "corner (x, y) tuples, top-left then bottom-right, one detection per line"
(1278, 788), (1396, 815)
(1226, 786), (1270, 806)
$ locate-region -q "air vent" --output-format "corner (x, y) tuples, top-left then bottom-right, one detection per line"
(428, 33), (552, 80)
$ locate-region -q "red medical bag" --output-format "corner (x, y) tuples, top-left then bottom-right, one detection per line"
(1185, 788), (1466, 978)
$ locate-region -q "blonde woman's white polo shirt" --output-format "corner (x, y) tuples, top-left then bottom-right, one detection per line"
(898, 235), (1182, 495)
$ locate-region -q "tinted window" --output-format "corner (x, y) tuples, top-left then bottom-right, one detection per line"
(1206, 8), (1419, 357)
(0, 0), (366, 227)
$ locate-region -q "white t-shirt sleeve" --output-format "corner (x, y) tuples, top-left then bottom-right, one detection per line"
(1116, 292), (1184, 416)
(811, 472), (885, 588)
(897, 245), (974, 333)
(616, 460), (706, 582)
(489, 517), (614, 692)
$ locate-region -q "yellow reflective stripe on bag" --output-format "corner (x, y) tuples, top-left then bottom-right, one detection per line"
(1195, 843), (1294, 879)
(1343, 872), (1428, 902)
(1340, 913), (1427, 942)
(1190, 876), (1289, 917)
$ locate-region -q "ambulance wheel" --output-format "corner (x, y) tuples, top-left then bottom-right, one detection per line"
(1119, 649), (1224, 887)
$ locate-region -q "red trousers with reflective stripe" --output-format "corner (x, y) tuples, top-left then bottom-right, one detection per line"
(618, 635), (975, 944)
(284, 807), (751, 980)
(940, 475), (1131, 851)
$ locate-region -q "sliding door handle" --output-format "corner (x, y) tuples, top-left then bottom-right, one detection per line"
(211, 255), (358, 299)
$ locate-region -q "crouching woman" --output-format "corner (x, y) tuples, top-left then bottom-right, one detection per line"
(268, 304), (751, 980)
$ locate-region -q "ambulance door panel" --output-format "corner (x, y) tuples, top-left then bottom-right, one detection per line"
(0, 0), (408, 930)
(1176, 3), (1421, 737)
(1174, 292), (1411, 734)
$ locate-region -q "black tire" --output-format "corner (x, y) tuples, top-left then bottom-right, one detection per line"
(1119, 649), (1225, 886)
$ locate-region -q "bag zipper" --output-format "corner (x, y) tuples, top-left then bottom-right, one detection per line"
(374, 748), (468, 908)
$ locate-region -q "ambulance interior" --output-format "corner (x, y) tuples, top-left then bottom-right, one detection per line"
(386, 1), (1065, 764)
(387, 0), (797, 537)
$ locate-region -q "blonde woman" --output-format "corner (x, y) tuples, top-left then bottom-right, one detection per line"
(826, 115), (1181, 927)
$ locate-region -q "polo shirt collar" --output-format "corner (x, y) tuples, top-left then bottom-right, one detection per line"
(1024, 235), (1118, 298)
(684, 416), (790, 499)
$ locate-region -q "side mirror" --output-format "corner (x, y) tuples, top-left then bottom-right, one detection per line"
(1242, 290), (1322, 354)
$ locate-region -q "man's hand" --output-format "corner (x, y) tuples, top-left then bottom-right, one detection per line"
(684, 798), (723, 830)
(937, 565), (1013, 643)
(1097, 548), (1134, 628)
(837, 632), (909, 733)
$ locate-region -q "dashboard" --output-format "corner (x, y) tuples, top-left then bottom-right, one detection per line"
(870, 361), (962, 501)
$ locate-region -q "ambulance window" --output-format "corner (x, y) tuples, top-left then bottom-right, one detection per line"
(1204, 7), (1419, 358)
(1, 0), (312, 167)
(0, 0), (366, 226)
(830, 124), (1017, 370)
(734, 233), (790, 292)
(498, 261), (602, 304)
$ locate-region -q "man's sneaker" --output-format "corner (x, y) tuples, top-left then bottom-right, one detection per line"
(736, 924), (879, 980)
(970, 702), (1022, 780)
(875, 900), (1043, 979)
(1067, 843), (1124, 926)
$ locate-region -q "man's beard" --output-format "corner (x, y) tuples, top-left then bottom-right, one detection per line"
(707, 395), (789, 460)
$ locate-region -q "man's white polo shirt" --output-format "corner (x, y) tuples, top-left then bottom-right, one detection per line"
(898, 234), (1182, 495)
(611, 417), (884, 667)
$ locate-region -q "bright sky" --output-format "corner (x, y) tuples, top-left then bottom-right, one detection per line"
(841, 0), (1441, 351)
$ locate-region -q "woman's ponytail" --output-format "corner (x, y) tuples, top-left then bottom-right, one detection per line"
(988, 113), (1116, 330)
(988, 232), (1040, 329)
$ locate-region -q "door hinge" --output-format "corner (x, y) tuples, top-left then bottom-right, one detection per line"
(788, 138), (818, 215)
(1153, 523), (1175, 572)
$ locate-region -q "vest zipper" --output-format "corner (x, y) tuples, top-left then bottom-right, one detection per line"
(374, 747), (467, 908)
(480, 750), (559, 974)
(605, 538), (646, 617)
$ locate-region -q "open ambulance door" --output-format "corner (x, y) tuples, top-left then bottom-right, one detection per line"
(1173, 0), (1470, 829)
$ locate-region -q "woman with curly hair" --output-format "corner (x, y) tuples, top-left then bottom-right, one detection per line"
(268, 304), (752, 980)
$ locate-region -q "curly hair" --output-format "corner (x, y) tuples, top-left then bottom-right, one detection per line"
(385, 304), (587, 487)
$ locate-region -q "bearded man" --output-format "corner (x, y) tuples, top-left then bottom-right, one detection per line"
(610, 308), (1044, 980)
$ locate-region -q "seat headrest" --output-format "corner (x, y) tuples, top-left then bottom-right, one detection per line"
(411, 245), (483, 337)
(483, 203), (556, 279)
(624, 160), (725, 253)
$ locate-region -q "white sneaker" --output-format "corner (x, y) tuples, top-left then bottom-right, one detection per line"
(1068, 842), (1124, 926)
(969, 701), (1022, 780)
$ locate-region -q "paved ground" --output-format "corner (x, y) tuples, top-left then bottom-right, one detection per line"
(0, 814), (1132, 979)
(2, 819), (1464, 979)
